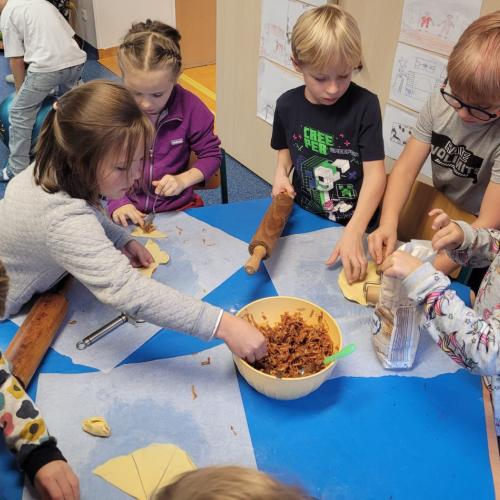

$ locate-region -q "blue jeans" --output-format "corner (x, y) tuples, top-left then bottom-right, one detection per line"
(8, 63), (84, 175)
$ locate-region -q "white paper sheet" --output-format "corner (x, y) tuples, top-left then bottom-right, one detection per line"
(259, 0), (315, 72)
(10, 212), (248, 373)
(383, 103), (432, 178)
(257, 59), (302, 125)
(264, 228), (460, 379)
(399, 0), (483, 56)
(22, 345), (256, 500)
(389, 43), (448, 113)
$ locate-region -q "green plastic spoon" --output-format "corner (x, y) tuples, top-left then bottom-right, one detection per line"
(298, 343), (356, 376)
(323, 343), (356, 365)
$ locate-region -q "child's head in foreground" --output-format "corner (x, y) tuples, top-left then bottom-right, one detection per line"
(34, 79), (153, 207)
(445, 11), (500, 125)
(291, 4), (361, 106)
(118, 19), (182, 116)
(156, 466), (314, 500)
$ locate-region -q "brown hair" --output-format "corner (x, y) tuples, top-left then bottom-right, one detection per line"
(447, 11), (500, 104)
(0, 258), (8, 318)
(34, 80), (154, 208)
(118, 19), (182, 78)
(155, 466), (311, 500)
(292, 4), (361, 72)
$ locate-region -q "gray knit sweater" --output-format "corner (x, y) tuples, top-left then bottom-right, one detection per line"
(0, 165), (221, 341)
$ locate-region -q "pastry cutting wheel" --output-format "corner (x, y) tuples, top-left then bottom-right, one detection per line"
(76, 313), (145, 350)
(143, 192), (160, 230)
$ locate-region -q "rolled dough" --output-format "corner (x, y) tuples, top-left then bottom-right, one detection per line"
(131, 226), (167, 239)
(338, 261), (380, 306)
(139, 239), (170, 279)
(82, 416), (111, 437)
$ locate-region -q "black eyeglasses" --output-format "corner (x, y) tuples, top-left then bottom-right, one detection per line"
(440, 78), (500, 121)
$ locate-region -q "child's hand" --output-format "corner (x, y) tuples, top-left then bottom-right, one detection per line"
(214, 312), (267, 363)
(429, 208), (465, 252)
(382, 251), (423, 280)
(34, 460), (80, 500)
(271, 172), (296, 197)
(367, 224), (398, 265)
(153, 174), (186, 197)
(112, 204), (146, 228)
(326, 228), (367, 283)
(121, 240), (155, 268)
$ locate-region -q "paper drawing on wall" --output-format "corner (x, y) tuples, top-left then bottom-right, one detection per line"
(257, 58), (302, 125)
(382, 103), (432, 178)
(390, 121), (413, 147)
(389, 43), (448, 113)
(399, 0), (482, 56)
(260, 0), (315, 71)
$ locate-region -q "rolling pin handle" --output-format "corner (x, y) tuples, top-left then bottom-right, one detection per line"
(244, 245), (268, 275)
(75, 313), (128, 350)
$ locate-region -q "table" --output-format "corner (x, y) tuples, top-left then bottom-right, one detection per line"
(0, 198), (495, 500)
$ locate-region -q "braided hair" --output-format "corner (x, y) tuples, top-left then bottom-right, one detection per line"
(118, 19), (182, 78)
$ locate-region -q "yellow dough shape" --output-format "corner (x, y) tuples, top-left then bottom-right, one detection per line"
(131, 225), (167, 238)
(338, 261), (379, 306)
(93, 443), (196, 500)
(82, 416), (111, 437)
(139, 239), (170, 279)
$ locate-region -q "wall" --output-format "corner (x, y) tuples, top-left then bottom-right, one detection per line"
(71, 0), (98, 49)
(91, 0), (176, 50)
(217, 0), (500, 186)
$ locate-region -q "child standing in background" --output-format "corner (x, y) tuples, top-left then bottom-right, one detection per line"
(108, 20), (221, 227)
(0, 261), (80, 500)
(271, 4), (386, 284)
(0, 0), (86, 181)
(0, 80), (266, 363)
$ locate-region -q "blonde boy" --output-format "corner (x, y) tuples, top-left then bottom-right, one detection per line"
(271, 5), (386, 283)
(368, 12), (500, 273)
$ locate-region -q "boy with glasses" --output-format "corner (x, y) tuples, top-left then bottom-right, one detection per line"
(368, 11), (500, 276)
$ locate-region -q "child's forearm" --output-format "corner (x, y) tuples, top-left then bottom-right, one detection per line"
(177, 167), (205, 189)
(346, 159), (385, 234)
(379, 137), (430, 229)
(276, 149), (293, 177)
(404, 263), (500, 375)
(0, 351), (65, 480)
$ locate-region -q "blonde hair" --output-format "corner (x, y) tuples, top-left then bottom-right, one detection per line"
(0, 258), (8, 318)
(447, 11), (500, 104)
(34, 80), (154, 208)
(291, 4), (361, 72)
(156, 466), (311, 500)
(118, 19), (182, 78)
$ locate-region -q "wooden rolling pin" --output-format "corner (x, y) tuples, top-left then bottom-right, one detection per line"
(245, 192), (294, 275)
(5, 274), (73, 388)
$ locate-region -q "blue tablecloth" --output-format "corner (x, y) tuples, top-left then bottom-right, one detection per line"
(0, 199), (494, 500)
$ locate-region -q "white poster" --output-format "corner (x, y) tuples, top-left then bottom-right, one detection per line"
(390, 43), (448, 113)
(399, 0), (483, 56)
(259, 0), (315, 71)
(257, 58), (302, 125)
(383, 103), (432, 178)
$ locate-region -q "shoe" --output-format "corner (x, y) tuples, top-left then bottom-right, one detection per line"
(0, 165), (15, 182)
(5, 74), (14, 84)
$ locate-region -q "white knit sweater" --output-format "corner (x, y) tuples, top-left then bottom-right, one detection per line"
(0, 165), (221, 341)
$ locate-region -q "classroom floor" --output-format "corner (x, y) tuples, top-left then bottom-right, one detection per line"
(0, 56), (270, 204)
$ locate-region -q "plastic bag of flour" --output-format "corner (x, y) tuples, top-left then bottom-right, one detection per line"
(371, 240), (436, 369)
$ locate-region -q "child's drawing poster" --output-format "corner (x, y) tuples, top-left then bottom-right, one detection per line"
(390, 43), (447, 113)
(259, 0), (315, 72)
(383, 103), (432, 178)
(257, 58), (302, 125)
(399, 0), (483, 56)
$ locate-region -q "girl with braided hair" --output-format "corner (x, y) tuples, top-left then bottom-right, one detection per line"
(108, 20), (222, 226)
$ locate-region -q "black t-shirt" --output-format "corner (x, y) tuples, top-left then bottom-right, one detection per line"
(271, 83), (385, 225)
